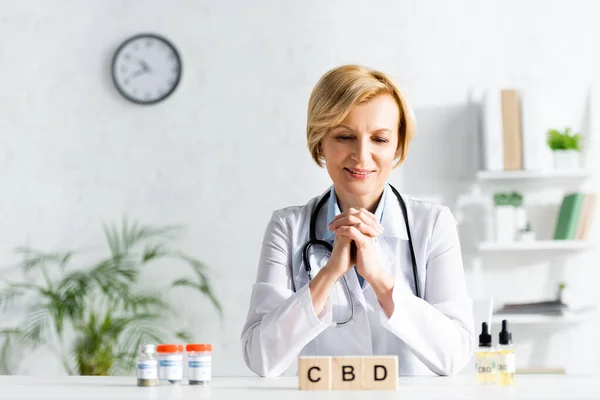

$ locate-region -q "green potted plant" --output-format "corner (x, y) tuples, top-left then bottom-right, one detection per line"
(557, 282), (567, 304)
(546, 127), (582, 170)
(0, 219), (222, 376)
(516, 222), (536, 242)
(492, 192), (524, 242)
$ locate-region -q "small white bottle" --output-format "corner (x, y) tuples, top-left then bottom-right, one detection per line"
(475, 322), (496, 385)
(157, 344), (184, 384)
(136, 344), (158, 387)
(186, 343), (213, 385)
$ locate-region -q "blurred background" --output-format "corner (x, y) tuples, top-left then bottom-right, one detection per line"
(1, 0), (599, 377)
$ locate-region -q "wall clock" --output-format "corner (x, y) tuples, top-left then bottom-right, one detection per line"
(111, 33), (182, 105)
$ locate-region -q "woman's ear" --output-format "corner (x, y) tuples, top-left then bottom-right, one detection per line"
(317, 142), (328, 168)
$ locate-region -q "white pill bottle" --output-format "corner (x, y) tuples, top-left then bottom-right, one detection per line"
(157, 344), (184, 385)
(186, 343), (212, 385)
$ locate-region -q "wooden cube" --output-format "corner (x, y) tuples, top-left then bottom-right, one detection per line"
(363, 356), (398, 390)
(298, 356), (332, 390)
(332, 357), (364, 390)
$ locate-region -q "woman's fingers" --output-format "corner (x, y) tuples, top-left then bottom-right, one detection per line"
(334, 225), (368, 246)
(350, 207), (379, 227)
(329, 215), (381, 237)
(329, 208), (383, 235)
(331, 207), (379, 226)
(355, 208), (379, 226)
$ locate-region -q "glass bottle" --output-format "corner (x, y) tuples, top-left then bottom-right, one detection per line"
(496, 320), (515, 386)
(136, 344), (158, 387)
(475, 322), (496, 384)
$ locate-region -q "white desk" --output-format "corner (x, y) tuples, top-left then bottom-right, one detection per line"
(0, 375), (598, 400)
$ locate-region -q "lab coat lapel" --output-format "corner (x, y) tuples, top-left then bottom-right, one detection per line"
(374, 185), (410, 279)
(380, 184), (409, 241)
(368, 186), (418, 294)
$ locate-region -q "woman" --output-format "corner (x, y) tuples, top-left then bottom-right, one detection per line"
(240, 65), (474, 377)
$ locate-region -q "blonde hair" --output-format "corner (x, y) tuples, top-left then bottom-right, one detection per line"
(306, 64), (415, 168)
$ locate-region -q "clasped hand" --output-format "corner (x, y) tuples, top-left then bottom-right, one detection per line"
(326, 208), (384, 283)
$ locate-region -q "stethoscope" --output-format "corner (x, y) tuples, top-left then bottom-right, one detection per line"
(302, 184), (420, 327)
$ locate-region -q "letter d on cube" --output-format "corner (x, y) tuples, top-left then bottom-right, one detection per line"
(363, 356), (398, 390)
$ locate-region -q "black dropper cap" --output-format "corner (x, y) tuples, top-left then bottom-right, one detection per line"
(499, 319), (512, 345)
(479, 322), (492, 347)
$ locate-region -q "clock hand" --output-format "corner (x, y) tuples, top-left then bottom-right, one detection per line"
(129, 69), (146, 79)
(139, 59), (152, 73)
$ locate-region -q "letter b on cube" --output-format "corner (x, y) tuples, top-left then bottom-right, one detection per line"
(332, 357), (363, 390)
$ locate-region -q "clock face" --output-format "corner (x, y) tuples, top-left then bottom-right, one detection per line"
(111, 33), (182, 105)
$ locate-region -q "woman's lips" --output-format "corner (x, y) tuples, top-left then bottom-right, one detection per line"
(344, 167), (374, 179)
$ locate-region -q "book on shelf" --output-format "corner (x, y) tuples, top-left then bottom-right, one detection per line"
(501, 89), (523, 171)
(495, 299), (567, 315)
(481, 88), (504, 171)
(554, 192), (597, 240)
(495, 301), (596, 317)
(481, 88), (524, 172)
(520, 88), (544, 171)
(575, 193), (598, 239)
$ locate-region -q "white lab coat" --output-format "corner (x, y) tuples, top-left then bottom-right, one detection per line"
(240, 185), (474, 377)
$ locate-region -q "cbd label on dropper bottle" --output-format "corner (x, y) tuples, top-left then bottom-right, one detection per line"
(496, 319), (515, 386)
(475, 322), (496, 384)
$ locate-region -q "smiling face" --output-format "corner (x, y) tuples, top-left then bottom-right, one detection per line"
(320, 94), (400, 202)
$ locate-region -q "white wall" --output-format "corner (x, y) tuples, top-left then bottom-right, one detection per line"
(1, 0), (600, 376)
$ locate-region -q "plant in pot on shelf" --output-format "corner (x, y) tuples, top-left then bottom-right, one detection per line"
(547, 127), (582, 170)
(557, 282), (567, 304)
(493, 192), (526, 242)
(516, 222), (536, 242)
(0, 219), (222, 376)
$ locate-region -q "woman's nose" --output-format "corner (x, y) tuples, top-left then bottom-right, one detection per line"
(351, 139), (371, 162)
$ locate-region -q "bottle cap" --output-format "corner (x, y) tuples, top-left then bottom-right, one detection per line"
(186, 344), (213, 352)
(478, 322), (492, 347)
(156, 344), (184, 353)
(499, 319), (512, 345)
(139, 344), (156, 354)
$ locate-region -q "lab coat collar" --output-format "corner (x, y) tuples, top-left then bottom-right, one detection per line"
(322, 183), (408, 241)
(380, 184), (409, 241)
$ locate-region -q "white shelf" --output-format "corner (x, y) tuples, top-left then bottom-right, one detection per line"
(476, 169), (591, 180)
(478, 240), (593, 251)
(492, 311), (596, 325)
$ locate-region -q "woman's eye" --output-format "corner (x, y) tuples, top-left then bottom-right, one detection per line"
(374, 137), (389, 143)
(336, 135), (353, 141)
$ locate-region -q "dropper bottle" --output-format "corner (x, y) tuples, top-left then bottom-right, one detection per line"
(475, 322), (495, 384)
(496, 319), (515, 386)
